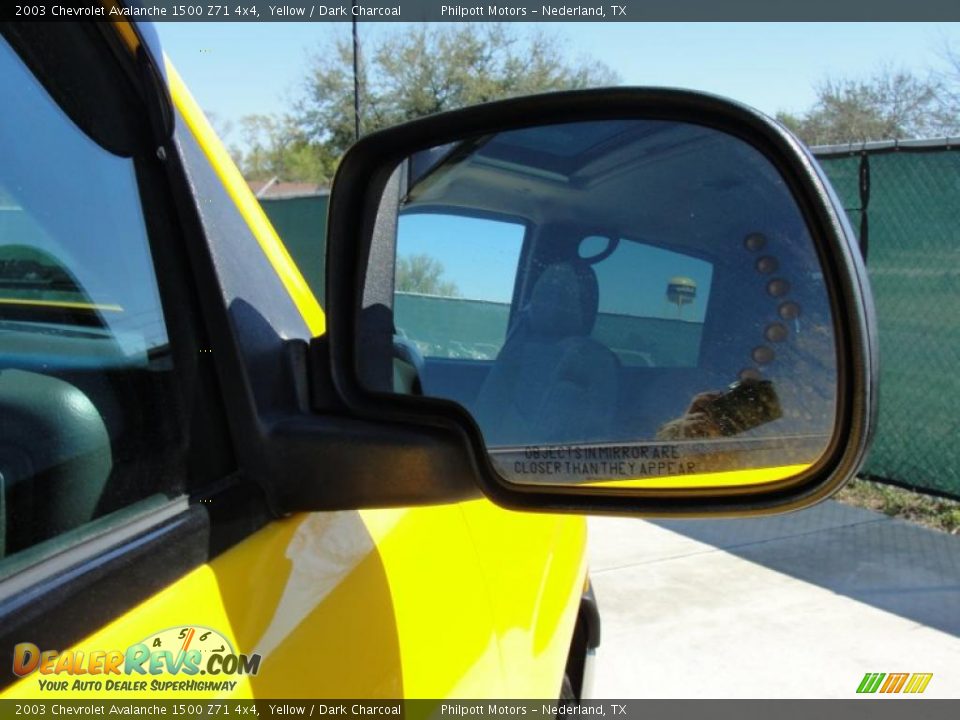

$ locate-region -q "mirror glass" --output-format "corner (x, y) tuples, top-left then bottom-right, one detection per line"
(361, 119), (838, 490)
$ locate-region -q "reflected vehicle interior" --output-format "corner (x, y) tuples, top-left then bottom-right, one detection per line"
(381, 120), (838, 486)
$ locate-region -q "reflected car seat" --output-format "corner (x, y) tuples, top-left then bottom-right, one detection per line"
(472, 260), (619, 446)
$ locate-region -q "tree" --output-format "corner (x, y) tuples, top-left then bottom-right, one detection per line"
(295, 24), (619, 163)
(233, 113), (334, 184)
(933, 40), (960, 121)
(233, 25), (616, 183)
(205, 111), (234, 148)
(396, 254), (459, 297)
(776, 66), (960, 146)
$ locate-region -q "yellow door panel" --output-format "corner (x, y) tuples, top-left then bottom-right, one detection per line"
(360, 505), (505, 698)
(4, 505), (512, 699)
(459, 502), (587, 698)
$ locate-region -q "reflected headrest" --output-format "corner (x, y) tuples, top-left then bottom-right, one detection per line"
(527, 261), (600, 338)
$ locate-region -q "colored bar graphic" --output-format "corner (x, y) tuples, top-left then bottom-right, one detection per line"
(904, 673), (934, 694)
(880, 673), (909, 693)
(857, 673), (885, 693)
(857, 672), (932, 694)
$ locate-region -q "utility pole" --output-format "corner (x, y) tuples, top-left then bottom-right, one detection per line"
(352, 14), (360, 141)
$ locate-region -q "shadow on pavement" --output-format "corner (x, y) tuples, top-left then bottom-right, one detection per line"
(652, 500), (960, 638)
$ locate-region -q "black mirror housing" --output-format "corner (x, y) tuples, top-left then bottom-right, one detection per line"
(318, 87), (877, 517)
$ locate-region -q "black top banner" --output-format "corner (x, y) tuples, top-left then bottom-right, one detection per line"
(5, 0), (960, 21)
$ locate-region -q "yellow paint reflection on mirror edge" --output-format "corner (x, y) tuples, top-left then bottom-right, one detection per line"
(583, 464), (811, 489)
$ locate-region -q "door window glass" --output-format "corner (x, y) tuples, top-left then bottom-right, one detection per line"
(394, 212), (524, 360)
(0, 37), (184, 574)
(589, 238), (714, 367)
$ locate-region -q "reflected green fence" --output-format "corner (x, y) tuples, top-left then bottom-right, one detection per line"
(395, 293), (509, 360)
(392, 293), (705, 366)
(258, 141), (960, 499)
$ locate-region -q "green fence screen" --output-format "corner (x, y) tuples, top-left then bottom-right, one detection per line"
(815, 144), (960, 498)
(259, 194), (328, 301)
(259, 143), (960, 499)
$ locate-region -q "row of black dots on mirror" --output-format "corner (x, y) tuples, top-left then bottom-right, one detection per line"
(739, 232), (802, 382)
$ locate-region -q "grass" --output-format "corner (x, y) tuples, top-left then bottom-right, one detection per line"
(836, 477), (960, 535)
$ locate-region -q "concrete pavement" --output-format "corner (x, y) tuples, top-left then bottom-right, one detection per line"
(587, 500), (960, 698)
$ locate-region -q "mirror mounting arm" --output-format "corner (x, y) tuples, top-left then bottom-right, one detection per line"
(241, 335), (481, 514)
(261, 409), (482, 514)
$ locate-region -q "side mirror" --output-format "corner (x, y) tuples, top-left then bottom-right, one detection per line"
(321, 88), (877, 516)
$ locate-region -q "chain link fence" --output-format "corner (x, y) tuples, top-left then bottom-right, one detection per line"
(814, 142), (960, 499)
(258, 141), (960, 500)
(259, 194), (328, 301)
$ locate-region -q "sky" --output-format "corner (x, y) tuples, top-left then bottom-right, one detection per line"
(398, 213), (525, 303)
(154, 21), (960, 305)
(155, 21), (960, 148)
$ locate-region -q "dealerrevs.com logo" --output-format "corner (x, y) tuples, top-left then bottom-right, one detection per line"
(13, 626), (261, 693)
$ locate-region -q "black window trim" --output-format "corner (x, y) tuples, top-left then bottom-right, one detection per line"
(0, 502), (209, 690)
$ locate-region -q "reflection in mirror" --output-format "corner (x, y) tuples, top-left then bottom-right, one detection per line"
(363, 119), (838, 490)
(577, 235), (614, 261)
